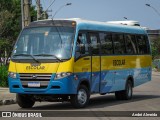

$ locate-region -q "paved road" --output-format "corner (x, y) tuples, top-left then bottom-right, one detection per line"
(0, 88), (16, 100)
(0, 72), (159, 120)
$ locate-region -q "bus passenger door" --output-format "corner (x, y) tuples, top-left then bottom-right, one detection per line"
(99, 33), (114, 93)
(89, 33), (101, 93)
(74, 32), (91, 91)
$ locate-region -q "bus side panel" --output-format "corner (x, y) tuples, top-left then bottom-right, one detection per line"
(133, 55), (152, 87)
(73, 56), (102, 93)
(73, 56), (92, 91)
(100, 55), (152, 93)
(91, 56), (101, 93)
(100, 56), (114, 93)
(100, 70), (114, 93)
(111, 69), (129, 91)
(133, 68), (152, 87)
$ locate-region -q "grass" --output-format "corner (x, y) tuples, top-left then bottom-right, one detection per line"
(0, 65), (8, 87)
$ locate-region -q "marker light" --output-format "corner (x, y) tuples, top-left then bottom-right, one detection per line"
(72, 22), (76, 26)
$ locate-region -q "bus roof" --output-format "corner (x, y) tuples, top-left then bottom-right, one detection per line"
(28, 18), (147, 35)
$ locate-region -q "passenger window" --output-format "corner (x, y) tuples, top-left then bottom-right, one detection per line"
(125, 35), (137, 54)
(75, 33), (89, 58)
(90, 33), (99, 55)
(112, 34), (126, 54)
(136, 35), (149, 54)
(99, 33), (113, 55)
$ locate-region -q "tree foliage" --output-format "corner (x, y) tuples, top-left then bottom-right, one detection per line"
(151, 37), (160, 60)
(0, 0), (37, 61)
(0, 65), (8, 87)
(0, 0), (21, 40)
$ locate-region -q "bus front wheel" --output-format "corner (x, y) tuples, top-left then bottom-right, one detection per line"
(70, 85), (90, 108)
(16, 94), (35, 108)
(115, 80), (133, 100)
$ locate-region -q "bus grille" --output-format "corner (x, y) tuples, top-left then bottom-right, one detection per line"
(19, 73), (52, 89)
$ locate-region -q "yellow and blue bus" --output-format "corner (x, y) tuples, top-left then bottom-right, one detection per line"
(8, 18), (152, 108)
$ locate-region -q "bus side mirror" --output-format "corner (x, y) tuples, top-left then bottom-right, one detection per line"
(80, 44), (85, 54)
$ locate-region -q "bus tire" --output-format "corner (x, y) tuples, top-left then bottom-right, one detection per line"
(16, 94), (35, 108)
(115, 80), (133, 100)
(70, 85), (90, 108)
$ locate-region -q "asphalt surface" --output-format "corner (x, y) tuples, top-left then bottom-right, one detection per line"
(0, 72), (159, 120)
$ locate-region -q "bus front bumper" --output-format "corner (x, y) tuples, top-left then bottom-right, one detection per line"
(8, 75), (78, 94)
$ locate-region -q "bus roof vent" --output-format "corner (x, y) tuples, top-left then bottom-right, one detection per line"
(106, 20), (140, 26)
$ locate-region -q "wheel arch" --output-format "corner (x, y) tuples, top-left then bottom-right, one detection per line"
(126, 75), (134, 87)
(78, 79), (90, 92)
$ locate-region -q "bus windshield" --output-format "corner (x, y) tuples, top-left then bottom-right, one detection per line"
(12, 26), (75, 62)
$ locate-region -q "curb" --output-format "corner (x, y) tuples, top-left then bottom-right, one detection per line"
(0, 98), (17, 106)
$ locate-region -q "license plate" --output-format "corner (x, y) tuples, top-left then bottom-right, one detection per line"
(28, 82), (40, 87)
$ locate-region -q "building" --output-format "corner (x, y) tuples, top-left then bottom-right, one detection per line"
(147, 29), (160, 42)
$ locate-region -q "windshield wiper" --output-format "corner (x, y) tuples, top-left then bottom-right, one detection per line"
(34, 53), (63, 62)
(51, 20), (63, 48)
(13, 53), (39, 63)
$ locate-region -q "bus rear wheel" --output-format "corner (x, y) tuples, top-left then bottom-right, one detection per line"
(70, 85), (90, 108)
(115, 80), (133, 100)
(16, 94), (35, 108)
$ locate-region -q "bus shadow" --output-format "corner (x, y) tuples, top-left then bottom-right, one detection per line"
(20, 94), (160, 110)
(88, 94), (160, 109)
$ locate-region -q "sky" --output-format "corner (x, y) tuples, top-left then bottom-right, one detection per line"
(33, 0), (160, 29)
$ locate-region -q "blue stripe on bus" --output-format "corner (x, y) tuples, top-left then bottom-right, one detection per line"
(8, 67), (151, 94)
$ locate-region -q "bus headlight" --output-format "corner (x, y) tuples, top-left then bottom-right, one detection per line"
(8, 72), (17, 79)
(55, 72), (72, 80)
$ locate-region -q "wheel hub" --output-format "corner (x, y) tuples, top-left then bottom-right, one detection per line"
(78, 89), (87, 105)
(128, 84), (132, 97)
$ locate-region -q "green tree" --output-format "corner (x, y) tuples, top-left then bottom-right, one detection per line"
(0, 0), (21, 39)
(151, 37), (160, 60)
(0, 0), (37, 63)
